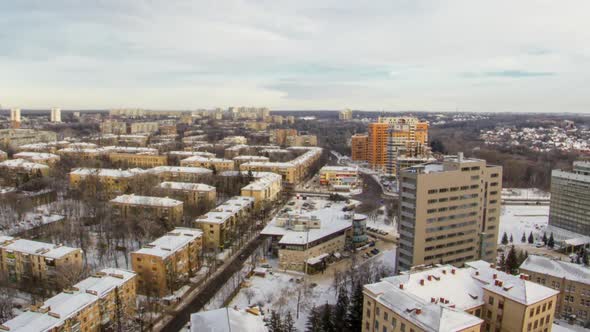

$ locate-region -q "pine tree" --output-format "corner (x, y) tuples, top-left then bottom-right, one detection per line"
(505, 246), (519, 274)
(509, 234), (514, 243)
(501, 232), (509, 245)
(346, 282), (364, 331)
(334, 285), (349, 331)
(499, 252), (506, 270)
(542, 232), (548, 244)
(306, 306), (322, 332)
(283, 311), (296, 332)
(521, 232), (526, 243)
(269, 310), (282, 332)
(583, 250), (589, 266)
(548, 233), (555, 248)
(528, 232), (534, 244)
(321, 303), (335, 332)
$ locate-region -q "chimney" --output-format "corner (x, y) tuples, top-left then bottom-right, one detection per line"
(444, 299), (449, 304)
(420, 279), (425, 286)
(458, 152), (464, 162)
(493, 273), (497, 279)
(442, 270), (447, 274)
(431, 297), (436, 303)
(427, 275), (432, 281)
(399, 284), (404, 290)
(475, 271), (480, 276)
(451, 269), (456, 275)
(415, 308), (422, 315)
(498, 281), (503, 287)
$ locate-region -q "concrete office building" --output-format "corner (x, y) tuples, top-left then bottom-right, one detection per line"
(549, 161), (590, 235)
(397, 154), (502, 271)
(50, 108), (61, 122)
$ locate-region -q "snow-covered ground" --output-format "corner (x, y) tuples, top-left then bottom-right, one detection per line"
(498, 205), (549, 244)
(364, 206), (397, 235)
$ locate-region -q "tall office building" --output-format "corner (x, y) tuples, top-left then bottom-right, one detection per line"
(10, 108), (21, 128)
(549, 161), (590, 235)
(397, 154), (502, 272)
(50, 108), (61, 122)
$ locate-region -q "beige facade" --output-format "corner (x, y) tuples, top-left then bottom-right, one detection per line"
(520, 255), (590, 325)
(129, 121), (159, 134)
(131, 228), (202, 296)
(0, 129), (57, 148)
(109, 152), (167, 168)
(69, 168), (139, 199)
(240, 147), (322, 185)
(0, 159), (50, 186)
(194, 196), (255, 250)
(148, 166), (213, 183)
(0, 236), (83, 290)
(286, 134), (318, 147)
(397, 154), (502, 271)
(13, 152), (60, 165)
(180, 156), (234, 172)
(156, 182), (216, 207)
(110, 194), (184, 225)
(363, 261), (559, 332)
(240, 172), (282, 207)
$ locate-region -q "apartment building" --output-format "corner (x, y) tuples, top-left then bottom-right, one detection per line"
(69, 168), (142, 198)
(129, 121), (159, 134)
(240, 147), (322, 185)
(110, 194), (184, 225)
(0, 236), (83, 289)
(12, 152), (60, 165)
(0, 150), (6, 162)
(156, 182), (216, 206)
(180, 156), (235, 172)
(147, 166), (213, 183)
(233, 155), (270, 168)
(239, 171), (282, 206)
(131, 228), (202, 296)
(363, 261), (559, 332)
(549, 161), (590, 235)
(351, 134), (368, 161)
(100, 119), (127, 134)
(397, 154), (502, 271)
(367, 122), (390, 168)
(194, 196), (255, 250)
(0, 268), (136, 332)
(339, 109), (353, 120)
(168, 151), (215, 165)
(108, 152), (167, 168)
(319, 166), (359, 189)
(0, 159), (50, 185)
(0, 129), (57, 148)
(261, 212), (352, 272)
(286, 134), (318, 147)
(271, 129), (298, 146)
(520, 255), (590, 324)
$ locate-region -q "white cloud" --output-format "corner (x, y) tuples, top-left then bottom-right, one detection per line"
(0, 0), (589, 112)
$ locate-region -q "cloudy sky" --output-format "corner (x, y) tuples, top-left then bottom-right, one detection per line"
(1, 1), (589, 112)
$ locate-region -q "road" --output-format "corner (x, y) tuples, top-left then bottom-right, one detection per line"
(158, 234), (265, 332)
(353, 172), (389, 213)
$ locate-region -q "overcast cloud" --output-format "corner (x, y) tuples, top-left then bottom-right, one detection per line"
(1, 0), (589, 112)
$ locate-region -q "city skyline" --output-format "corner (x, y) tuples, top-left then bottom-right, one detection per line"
(1, 1), (590, 113)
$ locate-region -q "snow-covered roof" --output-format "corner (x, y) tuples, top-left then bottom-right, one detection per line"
(0, 268), (134, 332)
(181, 155), (233, 163)
(195, 196), (254, 224)
(520, 255), (590, 284)
(319, 165), (358, 172)
(189, 307), (267, 332)
(70, 167), (144, 178)
(148, 166), (213, 175)
(241, 172), (281, 191)
(0, 236), (80, 259)
(233, 155), (269, 162)
(103, 146), (159, 155)
(0, 159), (49, 170)
(134, 228), (202, 259)
(13, 152), (60, 161)
(365, 281), (483, 332)
(157, 181), (215, 192)
(110, 194), (183, 208)
(168, 150), (215, 158)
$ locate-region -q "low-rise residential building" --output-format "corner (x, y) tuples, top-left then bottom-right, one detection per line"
(520, 255), (590, 324)
(0, 236), (83, 290)
(147, 166), (213, 182)
(0, 150), (7, 162)
(363, 261), (560, 332)
(110, 194), (184, 225)
(168, 151), (215, 165)
(0, 129), (57, 148)
(261, 204), (352, 272)
(189, 307), (267, 332)
(129, 121), (159, 134)
(131, 227), (202, 296)
(194, 196), (255, 250)
(17, 141), (70, 153)
(319, 166), (359, 190)
(180, 156), (234, 172)
(13, 152), (60, 165)
(0, 268), (137, 332)
(106, 147), (167, 168)
(240, 147), (322, 185)
(233, 155), (270, 168)
(286, 134), (318, 147)
(221, 136), (248, 145)
(69, 168), (141, 198)
(156, 182), (216, 207)
(240, 172), (282, 206)
(0, 159), (50, 185)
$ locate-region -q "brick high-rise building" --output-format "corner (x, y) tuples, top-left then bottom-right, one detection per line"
(397, 154), (502, 271)
(351, 134), (368, 161)
(367, 122), (389, 168)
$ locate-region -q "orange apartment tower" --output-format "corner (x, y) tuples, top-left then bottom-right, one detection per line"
(367, 122), (390, 168)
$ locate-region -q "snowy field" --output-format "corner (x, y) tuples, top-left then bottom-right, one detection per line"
(498, 205), (549, 244)
(502, 188), (550, 200)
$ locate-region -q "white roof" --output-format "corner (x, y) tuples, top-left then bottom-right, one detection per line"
(134, 228), (202, 259)
(148, 166), (213, 175)
(241, 172), (282, 191)
(520, 255), (590, 284)
(0, 236), (80, 259)
(110, 194), (183, 207)
(157, 181), (215, 192)
(169, 151), (215, 158)
(320, 166), (358, 172)
(70, 167), (144, 178)
(181, 156), (233, 163)
(13, 152), (60, 161)
(0, 159), (49, 170)
(233, 155), (270, 162)
(74, 268), (136, 297)
(189, 307), (267, 332)
(195, 196), (254, 224)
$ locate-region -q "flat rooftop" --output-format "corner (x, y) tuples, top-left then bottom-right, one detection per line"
(133, 228), (202, 259)
(110, 194), (183, 208)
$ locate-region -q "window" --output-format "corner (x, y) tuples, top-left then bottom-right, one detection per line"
(375, 320), (379, 329)
(400, 323), (406, 332)
(391, 318), (397, 328)
(489, 297), (494, 305)
(376, 307), (380, 316)
(384, 312), (388, 321)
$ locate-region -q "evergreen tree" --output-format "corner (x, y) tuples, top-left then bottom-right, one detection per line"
(510, 234), (514, 243)
(305, 306), (322, 332)
(283, 311), (296, 332)
(321, 303), (335, 332)
(517, 250), (526, 265)
(346, 282), (364, 331)
(542, 232), (548, 244)
(505, 245), (519, 274)
(583, 250), (589, 266)
(548, 233), (555, 248)
(521, 232), (526, 243)
(499, 252), (506, 270)
(334, 286), (349, 331)
(269, 310), (282, 332)
(528, 232), (534, 244)
(501, 232), (509, 245)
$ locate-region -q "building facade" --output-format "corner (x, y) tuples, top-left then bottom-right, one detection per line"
(110, 194), (184, 225)
(397, 154), (502, 271)
(351, 134), (368, 162)
(156, 182), (216, 207)
(549, 161), (590, 235)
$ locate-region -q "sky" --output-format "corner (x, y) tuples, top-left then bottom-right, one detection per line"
(1, 1), (589, 113)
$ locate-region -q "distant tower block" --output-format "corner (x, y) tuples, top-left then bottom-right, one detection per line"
(10, 108), (21, 128)
(50, 108), (61, 122)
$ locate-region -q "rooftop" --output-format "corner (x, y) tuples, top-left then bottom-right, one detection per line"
(70, 167), (143, 178)
(520, 255), (590, 284)
(148, 166), (213, 175)
(189, 307), (267, 332)
(110, 194), (183, 207)
(0, 236), (80, 259)
(134, 228), (202, 259)
(0, 159), (49, 170)
(157, 181), (215, 192)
